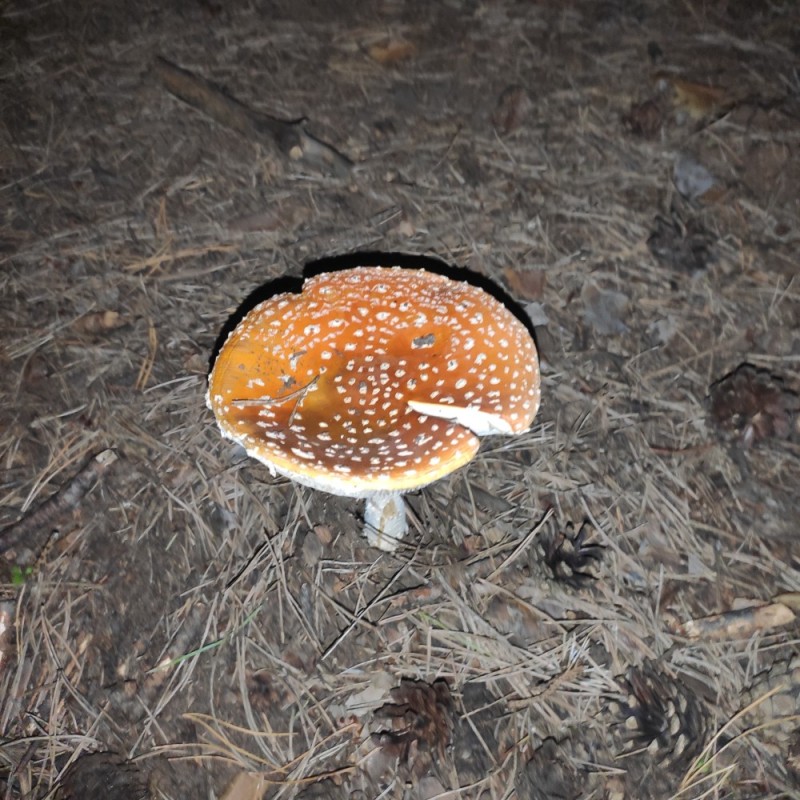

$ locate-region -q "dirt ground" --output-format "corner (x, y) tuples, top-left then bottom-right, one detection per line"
(2, 0), (800, 798)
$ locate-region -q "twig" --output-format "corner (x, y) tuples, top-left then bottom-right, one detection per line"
(0, 450), (118, 555)
(153, 57), (353, 177)
(672, 602), (795, 641)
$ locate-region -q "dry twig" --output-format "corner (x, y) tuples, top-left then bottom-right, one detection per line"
(0, 450), (118, 556)
(153, 57), (353, 177)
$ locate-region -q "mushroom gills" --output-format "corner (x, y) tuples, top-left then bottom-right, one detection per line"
(363, 492), (407, 551)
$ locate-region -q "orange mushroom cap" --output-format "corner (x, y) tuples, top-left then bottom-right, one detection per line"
(207, 267), (540, 497)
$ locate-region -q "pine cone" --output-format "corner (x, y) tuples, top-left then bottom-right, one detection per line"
(370, 678), (453, 782)
(545, 522), (604, 582)
(709, 364), (800, 447)
(612, 664), (709, 769)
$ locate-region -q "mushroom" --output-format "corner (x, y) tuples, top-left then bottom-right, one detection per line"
(207, 267), (540, 550)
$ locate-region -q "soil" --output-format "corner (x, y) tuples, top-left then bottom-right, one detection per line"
(1, 1), (800, 798)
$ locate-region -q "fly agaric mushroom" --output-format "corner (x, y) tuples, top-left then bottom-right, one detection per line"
(207, 267), (540, 550)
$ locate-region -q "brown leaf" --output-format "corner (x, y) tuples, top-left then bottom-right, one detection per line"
(313, 524), (333, 546)
(659, 75), (734, 120)
(368, 40), (416, 65)
(491, 85), (531, 135)
(503, 267), (546, 301)
(623, 97), (665, 138)
(301, 530), (323, 568)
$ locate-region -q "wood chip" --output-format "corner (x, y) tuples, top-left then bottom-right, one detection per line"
(772, 592), (800, 612)
(71, 310), (123, 335)
(0, 601), (14, 671)
(221, 771), (268, 800)
(675, 602), (795, 641)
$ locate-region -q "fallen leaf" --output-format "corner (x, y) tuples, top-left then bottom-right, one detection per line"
(301, 530), (323, 568)
(673, 154), (717, 201)
(313, 524), (333, 545)
(623, 97), (665, 138)
(503, 266), (546, 300)
(492, 85), (531, 135)
(581, 283), (629, 335)
(668, 76), (733, 120)
(184, 352), (208, 374)
(368, 40), (416, 65)
(345, 671), (395, 714)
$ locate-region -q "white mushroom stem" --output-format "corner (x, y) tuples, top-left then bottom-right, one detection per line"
(363, 492), (407, 551)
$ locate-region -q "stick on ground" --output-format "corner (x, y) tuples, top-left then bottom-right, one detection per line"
(0, 449), (118, 556)
(153, 57), (353, 177)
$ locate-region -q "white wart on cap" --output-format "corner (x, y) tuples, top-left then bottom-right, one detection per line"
(207, 266), (540, 550)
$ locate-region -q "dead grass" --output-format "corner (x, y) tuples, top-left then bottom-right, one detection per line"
(2, 0), (800, 798)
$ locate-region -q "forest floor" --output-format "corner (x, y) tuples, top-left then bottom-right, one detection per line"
(1, 0), (800, 798)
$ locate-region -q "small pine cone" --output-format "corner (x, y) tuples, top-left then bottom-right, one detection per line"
(545, 522), (604, 582)
(611, 664), (709, 769)
(740, 654), (800, 779)
(709, 364), (800, 447)
(371, 678), (453, 781)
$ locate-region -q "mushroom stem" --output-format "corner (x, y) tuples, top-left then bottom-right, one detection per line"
(363, 492), (407, 551)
